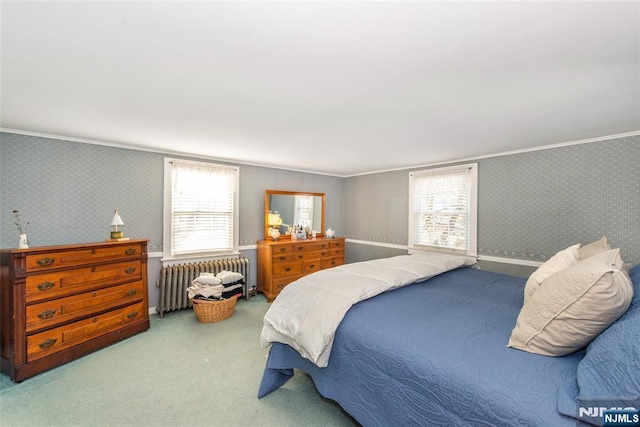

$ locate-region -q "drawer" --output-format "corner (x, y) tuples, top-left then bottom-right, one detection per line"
(292, 242), (330, 253)
(292, 251), (323, 262)
(329, 240), (344, 249)
(272, 275), (303, 293)
(272, 262), (302, 278)
(272, 254), (293, 263)
(26, 281), (145, 333)
(331, 248), (344, 257)
(26, 260), (142, 303)
(303, 260), (322, 274)
(321, 257), (344, 269)
(25, 244), (143, 272)
(27, 301), (145, 362)
(271, 245), (293, 255)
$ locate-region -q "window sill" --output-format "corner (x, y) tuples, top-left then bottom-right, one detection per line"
(161, 252), (241, 267)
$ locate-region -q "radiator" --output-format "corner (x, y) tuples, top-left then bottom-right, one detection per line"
(156, 257), (250, 318)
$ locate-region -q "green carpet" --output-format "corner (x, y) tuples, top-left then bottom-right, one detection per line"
(0, 295), (357, 426)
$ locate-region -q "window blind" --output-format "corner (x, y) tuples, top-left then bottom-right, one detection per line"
(170, 161), (237, 256)
(410, 165), (475, 254)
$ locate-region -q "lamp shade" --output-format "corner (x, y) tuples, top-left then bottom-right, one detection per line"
(110, 210), (124, 227)
(267, 212), (282, 227)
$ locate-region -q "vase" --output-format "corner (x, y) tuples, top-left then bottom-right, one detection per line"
(18, 233), (29, 249)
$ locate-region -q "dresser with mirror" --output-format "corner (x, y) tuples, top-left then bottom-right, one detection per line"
(257, 190), (345, 302)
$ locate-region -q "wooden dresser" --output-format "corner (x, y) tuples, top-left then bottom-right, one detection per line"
(257, 237), (345, 302)
(0, 239), (149, 382)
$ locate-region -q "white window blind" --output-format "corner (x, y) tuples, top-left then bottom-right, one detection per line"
(164, 159), (238, 258)
(409, 163), (477, 255)
(293, 195), (314, 228)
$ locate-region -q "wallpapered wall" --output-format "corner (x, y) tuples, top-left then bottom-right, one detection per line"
(0, 133), (344, 251)
(343, 134), (640, 264)
(2, 132), (638, 267)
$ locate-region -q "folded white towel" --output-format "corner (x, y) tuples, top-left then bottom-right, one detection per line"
(186, 282), (224, 299)
(216, 270), (244, 284)
(196, 274), (222, 285)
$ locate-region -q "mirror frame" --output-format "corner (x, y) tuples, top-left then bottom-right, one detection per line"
(264, 190), (326, 240)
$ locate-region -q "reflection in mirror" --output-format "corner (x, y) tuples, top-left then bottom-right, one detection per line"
(264, 190), (325, 239)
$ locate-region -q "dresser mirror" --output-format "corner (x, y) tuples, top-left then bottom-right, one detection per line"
(264, 190), (325, 239)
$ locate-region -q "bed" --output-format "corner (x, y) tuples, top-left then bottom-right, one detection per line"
(258, 251), (640, 426)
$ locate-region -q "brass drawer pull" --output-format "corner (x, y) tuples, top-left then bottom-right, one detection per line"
(125, 267), (136, 274)
(279, 248), (286, 253)
(125, 248), (136, 255)
(309, 264), (316, 269)
(127, 311), (139, 319)
(37, 281), (55, 291)
(37, 309), (57, 319)
(36, 257), (55, 267)
(126, 289), (138, 296)
(297, 246), (304, 251)
(279, 256), (287, 261)
(39, 338), (57, 349)
(320, 252), (327, 256)
(321, 244), (327, 249)
(284, 267), (291, 272)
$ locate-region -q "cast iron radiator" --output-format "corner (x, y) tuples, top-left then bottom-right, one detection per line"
(156, 257), (250, 318)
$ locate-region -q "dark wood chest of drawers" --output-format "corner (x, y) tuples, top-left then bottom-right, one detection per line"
(0, 240), (150, 382)
(257, 237), (345, 302)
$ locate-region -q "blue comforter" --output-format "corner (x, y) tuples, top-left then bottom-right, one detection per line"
(259, 267), (587, 426)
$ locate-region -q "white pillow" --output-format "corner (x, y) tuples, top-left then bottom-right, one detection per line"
(523, 244), (580, 302)
(508, 248), (634, 356)
(579, 235), (610, 261)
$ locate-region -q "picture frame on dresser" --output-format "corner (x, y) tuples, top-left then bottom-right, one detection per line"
(0, 239), (150, 382)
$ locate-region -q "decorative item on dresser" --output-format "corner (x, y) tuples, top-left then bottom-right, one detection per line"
(257, 237), (345, 302)
(0, 239), (150, 382)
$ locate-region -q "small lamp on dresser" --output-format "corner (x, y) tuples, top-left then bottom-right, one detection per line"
(109, 209), (129, 241)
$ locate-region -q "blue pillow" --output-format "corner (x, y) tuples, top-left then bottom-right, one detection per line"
(571, 265), (640, 425)
(629, 263), (640, 306)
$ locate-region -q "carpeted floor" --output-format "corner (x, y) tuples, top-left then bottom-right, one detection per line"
(0, 295), (357, 427)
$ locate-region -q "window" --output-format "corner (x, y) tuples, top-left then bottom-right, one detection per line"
(409, 163), (477, 256)
(293, 195), (314, 228)
(163, 158), (239, 261)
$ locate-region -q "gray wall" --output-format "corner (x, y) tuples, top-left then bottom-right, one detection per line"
(343, 134), (640, 265)
(0, 132), (344, 308)
(1, 132), (638, 304)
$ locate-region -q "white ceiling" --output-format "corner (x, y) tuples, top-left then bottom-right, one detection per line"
(1, 1), (639, 176)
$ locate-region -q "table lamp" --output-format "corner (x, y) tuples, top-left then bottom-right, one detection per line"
(110, 210), (126, 240)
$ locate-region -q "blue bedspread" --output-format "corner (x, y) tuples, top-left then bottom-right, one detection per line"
(259, 267), (586, 426)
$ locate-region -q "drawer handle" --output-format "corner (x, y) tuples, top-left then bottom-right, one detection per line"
(321, 252), (327, 256)
(127, 311), (139, 319)
(284, 267), (291, 272)
(309, 264), (316, 268)
(277, 283), (285, 289)
(279, 256), (286, 261)
(321, 244), (327, 249)
(297, 255), (303, 259)
(125, 248), (136, 255)
(126, 289), (138, 296)
(297, 246), (303, 251)
(91, 267), (97, 272)
(39, 338), (57, 349)
(37, 309), (57, 319)
(37, 281), (55, 291)
(331, 261), (336, 266)
(36, 257), (55, 267)
(125, 267), (136, 274)
(279, 248), (286, 253)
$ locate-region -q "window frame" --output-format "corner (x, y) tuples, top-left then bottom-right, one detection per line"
(162, 157), (239, 265)
(408, 163), (478, 256)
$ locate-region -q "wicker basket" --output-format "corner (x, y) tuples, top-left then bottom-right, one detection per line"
(191, 297), (237, 323)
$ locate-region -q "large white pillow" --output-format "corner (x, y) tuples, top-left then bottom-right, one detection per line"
(508, 248), (634, 356)
(523, 244), (580, 302)
(578, 235), (610, 260)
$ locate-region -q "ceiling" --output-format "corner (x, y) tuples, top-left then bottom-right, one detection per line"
(1, 1), (639, 176)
